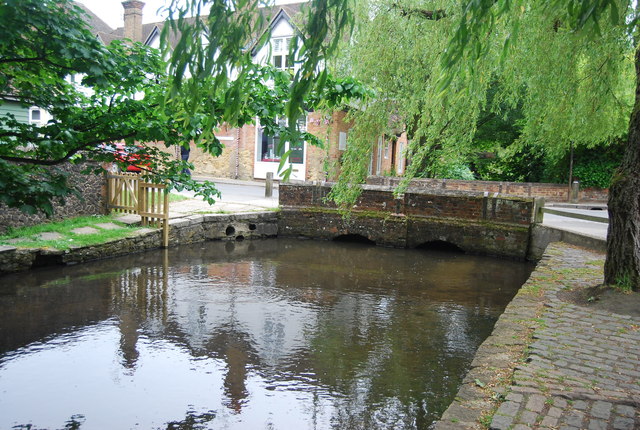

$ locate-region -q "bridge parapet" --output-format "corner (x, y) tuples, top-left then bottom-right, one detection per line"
(279, 182), (537, 260)
(280, 183), (535, 225)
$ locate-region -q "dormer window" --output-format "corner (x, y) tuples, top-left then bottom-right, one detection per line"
(272, 37), (293, 70)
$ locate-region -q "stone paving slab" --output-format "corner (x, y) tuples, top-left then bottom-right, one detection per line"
(489, 246), (640, 430)
(94, 222), (122, 230)
(113, 214), (141, 225)
(70, 227), (100, 235)
(434, 243), (640, 430)
(35, 232), (63, 240)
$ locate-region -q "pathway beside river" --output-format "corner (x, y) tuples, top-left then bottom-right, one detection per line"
(434, 243), (640, 430)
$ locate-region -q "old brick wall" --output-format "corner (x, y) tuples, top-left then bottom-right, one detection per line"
(580, 187), (609, 202)
(279, 182), (534, 259)
(280, 183), (534, 225)
(189, 111), (353, 182)
(366, 176), (607, 202)
(0, 162), (106, 234)
(306, 111), (352, 181)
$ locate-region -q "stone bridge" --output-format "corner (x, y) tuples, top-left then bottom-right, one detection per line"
(278, 183), (538, 260)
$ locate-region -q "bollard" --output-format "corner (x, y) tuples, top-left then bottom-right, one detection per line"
(570, 181), (579, 203)
(534, 197), (545, 224)
(265, 172), (273, 198)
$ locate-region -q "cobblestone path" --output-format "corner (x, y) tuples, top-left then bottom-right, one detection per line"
(434, 243), (640, 430)
(491, 246), (640, 430)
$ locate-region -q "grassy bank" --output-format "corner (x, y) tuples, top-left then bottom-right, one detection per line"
(0, 215), (141, 251)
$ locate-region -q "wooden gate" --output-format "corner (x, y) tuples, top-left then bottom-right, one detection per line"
(107, 173), (169, 247)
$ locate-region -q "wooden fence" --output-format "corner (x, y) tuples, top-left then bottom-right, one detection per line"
(106, 173), (169, 247)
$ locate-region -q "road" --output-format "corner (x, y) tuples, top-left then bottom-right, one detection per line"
(214, 182), (279, 203)
(542, 205), (608, 240)
(171, 178), (279, 214)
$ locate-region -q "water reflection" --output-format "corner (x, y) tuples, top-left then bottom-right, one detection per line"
(0, 239), (533, 429)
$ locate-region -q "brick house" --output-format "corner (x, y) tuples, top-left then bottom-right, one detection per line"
(83, 1), (414, 182)
(86, 1), (359, 182)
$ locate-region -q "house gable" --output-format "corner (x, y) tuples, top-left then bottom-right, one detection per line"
(144, 25), (161, 49)
(251, 9), (302, 71)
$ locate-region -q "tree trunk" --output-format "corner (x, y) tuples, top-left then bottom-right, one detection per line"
(604, 44), (640, 291)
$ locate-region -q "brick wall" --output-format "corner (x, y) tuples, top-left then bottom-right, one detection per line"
(366, 176), (608, 202)
(189, 111), (352, 182)
(280, 183), (535, 226)
(278, 182), (534, 259)
(0, 162), (107, 233)
(581, 187), (609, 202)
(306, 111), (352, 181)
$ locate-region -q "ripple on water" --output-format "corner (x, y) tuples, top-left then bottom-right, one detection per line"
(0, 239), (532, 429)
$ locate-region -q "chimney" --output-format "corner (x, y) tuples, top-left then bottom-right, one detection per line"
(122, 1), (145, 43)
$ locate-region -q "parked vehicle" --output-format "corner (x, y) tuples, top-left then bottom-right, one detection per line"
(102, 142), (150, 173)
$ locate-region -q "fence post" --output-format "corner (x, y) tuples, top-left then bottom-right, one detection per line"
(265, 172), (274, 198)
(138, 180), (146, 226)
(162, 190), (169, 248)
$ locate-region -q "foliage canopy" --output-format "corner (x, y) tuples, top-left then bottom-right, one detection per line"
(0, 0), (361, 215)
(328, 0), (634, 206)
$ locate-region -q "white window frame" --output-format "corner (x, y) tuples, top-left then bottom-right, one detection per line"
(254, 115), (308, 181)
(29, 107), (43, 126)
(256, 115), (307, 164)
(272, 37), (293, 71)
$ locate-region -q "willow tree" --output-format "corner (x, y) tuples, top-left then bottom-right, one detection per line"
(328, 0), (512, 206)
(330, 0), (637, 289)
(439, 0), (638, 289)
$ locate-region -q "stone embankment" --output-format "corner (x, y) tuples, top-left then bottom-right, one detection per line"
(0, 212), (278, 274)
(433, 243), (640, 430)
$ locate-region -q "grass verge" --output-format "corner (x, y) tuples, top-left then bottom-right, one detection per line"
(0, 214), (141, 251)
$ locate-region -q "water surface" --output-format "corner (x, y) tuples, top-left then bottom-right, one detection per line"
(0, 239), (533, 429)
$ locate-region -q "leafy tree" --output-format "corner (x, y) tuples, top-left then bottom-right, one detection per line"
(328, 0), (514, 205)
(327, 0), (638, 290)
(160, 0), (357, 173)
(0, 0), (360, 215)
(1, 0), (213, 214)
(439, 0), (639, 289)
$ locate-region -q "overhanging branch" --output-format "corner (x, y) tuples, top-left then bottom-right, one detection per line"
(0, 132), (137, 166)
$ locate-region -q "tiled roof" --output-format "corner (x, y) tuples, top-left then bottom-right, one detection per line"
(76, 2), (113, 34)
(78, 1), (306, 47)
